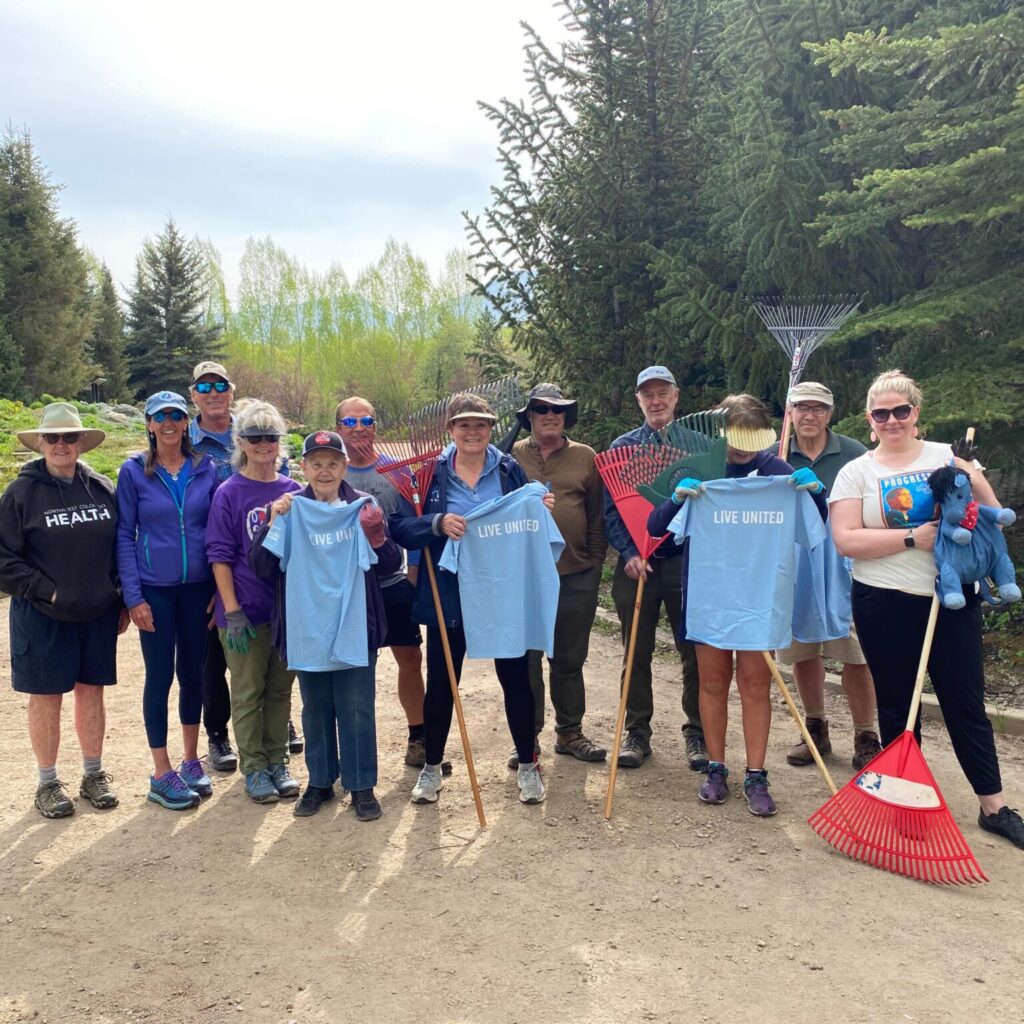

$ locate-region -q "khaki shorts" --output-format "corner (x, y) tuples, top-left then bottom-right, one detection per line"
(776, 621), (867, 666)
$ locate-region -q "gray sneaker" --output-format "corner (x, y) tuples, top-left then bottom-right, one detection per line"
(245, 769), (280, 804)
(411, 765), (444, 804)
(617, 731), (651, 769)
(35, 779), (74, 819)
(269, 763), (300, 799)
(517, 762), (546, 804)
(79, 770), (119, 810)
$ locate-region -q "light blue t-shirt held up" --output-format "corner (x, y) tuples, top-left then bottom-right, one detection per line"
(438, 481), (564, 658)
(668, 476), (826, 651)
(262, 495), (377, 670)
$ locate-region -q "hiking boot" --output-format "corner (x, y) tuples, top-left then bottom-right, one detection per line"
(208, 736), (238, 773)
(79, 770), (119, 810)
(743, 769), (778, 817)
(786, 717), (832, 767)
(351, 788), (382, 821)
(294, 785), (336, 817)
(179, 759), (213, 798)
(245, 769), (280, 804)
(979, 806), (1024, 850)
(685, 733), (710, 772)
(698, 762), (729, 805)
(34, 779), (74, 819)
(287, 720), (304, 755)
(411, 765), (444, 804)
(405, 737), (426, 768)
(852, 730), (882, 771)
(554, 730), (607, 762)
(269, 763), (300, 799)
(616, 731), (651, 769)
(517, 762), (546, 804)
(148, 770), (200, 811)
(507, 736), (541, 770)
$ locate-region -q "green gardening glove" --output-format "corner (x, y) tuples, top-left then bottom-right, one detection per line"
(225, 608), (257, 654)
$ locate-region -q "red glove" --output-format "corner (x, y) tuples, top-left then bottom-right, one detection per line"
(358, 500), (388, 549)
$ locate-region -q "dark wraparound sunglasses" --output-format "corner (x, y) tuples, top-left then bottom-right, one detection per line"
(337, 415), (376, 428)
(869, 404), (914, 424)
(241, 434), (281, 444)
(193, 380), (230, 394)
(42, 433), (82, 445)
(151, 410), (186, 422)
(530, 404), (565, 416)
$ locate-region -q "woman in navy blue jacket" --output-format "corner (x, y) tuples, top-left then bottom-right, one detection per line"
(116, 391), (219, 811)
(390, 393), (554, 808)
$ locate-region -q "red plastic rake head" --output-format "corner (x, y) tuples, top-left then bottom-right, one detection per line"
(595, 445), (669, 561)
(378, 457), (438, 516)
(808, 731), (988, 885)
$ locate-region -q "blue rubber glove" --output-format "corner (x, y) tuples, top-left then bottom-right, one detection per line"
(672, 477), (706, 504)
(789, 467), (824, 494)
(225, 608), (257, 654)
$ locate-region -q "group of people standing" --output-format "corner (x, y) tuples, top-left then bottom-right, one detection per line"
(1, 359), (1021, 851)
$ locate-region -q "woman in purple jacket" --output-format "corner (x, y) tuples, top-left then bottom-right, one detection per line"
(117, 391), (219, 810)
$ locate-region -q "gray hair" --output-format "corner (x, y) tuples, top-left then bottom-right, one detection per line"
(232, 400), (288, 471)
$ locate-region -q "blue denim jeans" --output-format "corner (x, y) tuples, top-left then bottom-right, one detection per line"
(297, 651), (378, 792)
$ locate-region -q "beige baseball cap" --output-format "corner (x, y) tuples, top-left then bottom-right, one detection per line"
(191, 361), (232, 385)
(788, 381), (834, 406)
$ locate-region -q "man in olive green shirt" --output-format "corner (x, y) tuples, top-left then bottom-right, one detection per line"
(511, 383), (608, 764)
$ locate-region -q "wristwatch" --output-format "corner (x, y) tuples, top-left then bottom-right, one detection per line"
(904, 528), (915, 548)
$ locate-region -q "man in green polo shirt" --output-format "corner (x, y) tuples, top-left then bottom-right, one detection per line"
(511, 383), (608, 765)
(779, 381), (882, 770)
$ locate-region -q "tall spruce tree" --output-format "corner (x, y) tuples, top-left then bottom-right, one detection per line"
(124, 218), (223, 397)
(86, 261), (128, 402)
(0, 125), (93, 399)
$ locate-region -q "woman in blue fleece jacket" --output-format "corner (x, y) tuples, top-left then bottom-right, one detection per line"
(116, 391), (219, 810)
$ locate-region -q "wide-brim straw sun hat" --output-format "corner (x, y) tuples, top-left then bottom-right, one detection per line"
(16, 402), (106, 454)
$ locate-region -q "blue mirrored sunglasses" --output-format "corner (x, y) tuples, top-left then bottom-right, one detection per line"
(151, 409), (186, 423)
(337, 415), (375, 428)
(193, 380), (230, 394)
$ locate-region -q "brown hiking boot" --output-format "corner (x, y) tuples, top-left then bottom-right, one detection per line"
(852, 730), (882, 770)
(786, 717), (831, 766)
(553, 730), (607, 762)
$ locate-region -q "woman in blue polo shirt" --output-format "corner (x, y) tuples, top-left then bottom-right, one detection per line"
(116, 391), (219, 810)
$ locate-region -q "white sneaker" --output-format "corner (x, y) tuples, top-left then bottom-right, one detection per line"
(411, 764), (444, 804)
(517, 762), (546, 804)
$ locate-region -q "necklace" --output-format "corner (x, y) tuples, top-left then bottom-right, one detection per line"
(160, 459), (185, 480)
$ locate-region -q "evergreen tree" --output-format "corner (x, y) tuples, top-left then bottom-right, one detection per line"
(85, 261), (128, 402)
(0, 125), (93, 400)
(124, 218), (223, 397)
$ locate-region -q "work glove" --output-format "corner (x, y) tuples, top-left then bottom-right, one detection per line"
(358, 500), (388, 549)
(789, 467), (824, 493)
(672, 478), (705, 504)
(225, 608), (257, 655)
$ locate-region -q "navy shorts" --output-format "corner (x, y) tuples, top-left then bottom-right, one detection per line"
(9, 597), (120, 694)
(381, 578), (422, 648)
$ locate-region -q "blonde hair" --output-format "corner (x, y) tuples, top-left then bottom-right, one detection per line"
(335, 395), (375, 421)
(232, 401), (288, 470)
(715, 393), (772, 430)
(866, 370), (922, 409)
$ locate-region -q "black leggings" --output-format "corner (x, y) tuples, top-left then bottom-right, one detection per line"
(852, 581), (1001, 796)
(424, 625), (535, 766)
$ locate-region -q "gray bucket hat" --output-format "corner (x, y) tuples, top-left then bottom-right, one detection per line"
(516, 383), (579, 431)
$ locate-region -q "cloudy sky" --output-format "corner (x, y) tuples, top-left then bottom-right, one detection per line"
(2, 0), (569, 297)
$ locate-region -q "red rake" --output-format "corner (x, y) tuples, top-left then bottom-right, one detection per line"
(808, 594), (988, 885)
(595, 444), (672, 821)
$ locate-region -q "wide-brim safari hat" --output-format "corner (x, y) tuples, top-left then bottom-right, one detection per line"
(515, 383), (579, 431)
(16, 402), (106, 454)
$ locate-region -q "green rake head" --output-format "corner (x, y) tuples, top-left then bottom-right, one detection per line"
(631, 410), (729, 505)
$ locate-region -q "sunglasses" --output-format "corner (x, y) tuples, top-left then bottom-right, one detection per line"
(193, 380), (230, 394)
(151, 410), (186, 423)
(869, 404), (914, 424)
(241, 434), (281, 445)
(42, 433), (82, 445)
(337, 415), (376, 428)
(530, 403), (565, 416)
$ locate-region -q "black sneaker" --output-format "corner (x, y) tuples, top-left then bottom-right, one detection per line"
(685, 733), (709, 772)
(351, 788), (382, 822)
(293, 785), (336, 817)
(208, 736), (238, 773)
(617, 731), (651, 769)
(288, 720), (304, 755)
(979, 806), (1024, 850)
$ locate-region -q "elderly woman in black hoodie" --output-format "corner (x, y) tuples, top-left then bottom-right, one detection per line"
(0, 403), (129, 819)
(249, 430), (402, 821)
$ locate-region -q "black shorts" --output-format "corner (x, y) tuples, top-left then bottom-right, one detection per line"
(9, 597), (120, 694)
(381, 578), (422, 648)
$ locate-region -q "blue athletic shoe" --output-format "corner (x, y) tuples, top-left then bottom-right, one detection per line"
(245, 769), (280, 804)
(179, 759), (213, 798)
(148, 770), (200, 811)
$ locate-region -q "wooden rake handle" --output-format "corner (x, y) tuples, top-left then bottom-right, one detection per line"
(905, 593), (941, 734)
(604, 566), (648, 820)
(423, 548), (486, 829)
(762, 651), (838, 795)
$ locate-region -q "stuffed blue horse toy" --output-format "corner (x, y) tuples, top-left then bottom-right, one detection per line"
(927, 465), (1021, 610)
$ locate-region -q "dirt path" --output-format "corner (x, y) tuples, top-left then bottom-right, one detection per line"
(1, 609), (1021, 1024)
